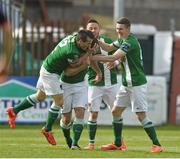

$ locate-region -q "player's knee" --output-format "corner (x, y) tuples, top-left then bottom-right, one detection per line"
(52, 94), (63, 107)
(74, 107), (85, 118)
(36, 90), (46, 101)
(111, 106), (123, 116)
(111, 108), (119, 116)
(89, 111), (98, 121)
(55, 102), (63, 107)
(56, 97), (63, 107)
(61, 115), (71, 125)
(60, 119), (72, 129)
(136, 112), (146, 121)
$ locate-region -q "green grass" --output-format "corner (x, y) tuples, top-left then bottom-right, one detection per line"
(0, 124), (180, 158)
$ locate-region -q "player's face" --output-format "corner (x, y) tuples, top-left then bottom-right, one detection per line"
(79, 37), (93, 51)
(116, 23), (130, 38)
(86, 22), (100, 38)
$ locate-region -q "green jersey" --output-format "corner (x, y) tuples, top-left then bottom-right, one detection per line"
(43, 33), (85, 75)
(113, 33), (147, 87)
(88, 35), (118, 86)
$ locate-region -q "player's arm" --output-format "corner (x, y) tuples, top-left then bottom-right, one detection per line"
(64, 62), (88, 76)
(92, 48), (126, 63)
(89, 59), (102, 83)
(98, 40), (116, 52)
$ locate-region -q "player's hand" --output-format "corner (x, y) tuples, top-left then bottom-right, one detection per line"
(106, 62), (116, 69)
(92, 72), (102, 84)
(87, 46), (97, 55)
(91, 38), (99, 48)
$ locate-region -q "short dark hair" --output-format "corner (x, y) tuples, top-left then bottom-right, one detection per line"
(77, 29), (98, 48)
(77, 29), (95, 42)
(87, 19), (99, 25)
(116, 17), (131, 28)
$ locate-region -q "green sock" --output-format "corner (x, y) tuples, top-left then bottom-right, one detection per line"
(62, 128), (71, 139)
(13, 94), (39, 114)
(60, 121), (72, 148)
(44, 105), (60, 132)
(141, 117), (161, 146)
(113, 117), (123, 147)
(61, 128), (72, 148)
(87, 120), (97, 144)
(72, 118), (84, 145)
(64, 129), (72, 148)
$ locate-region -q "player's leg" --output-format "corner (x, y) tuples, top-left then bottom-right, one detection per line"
(71, 84), (87, 149)
(101, 107), (126, 151)
(71, 107), (85, 149)
(86, 86), (103, 149)
(41, 93), (63, 145)
(60, 112), (73, 148)
(44, 94), (63, 132)
(6, 89), (45, 128)
(86, 112), (98, 150)
(101, 85), (129, 150)
(104, 85), (122, 146)
(40, 67), (63, 145)
(41, 95), (63, 145)
(112, 106), (124, 146)
(12, 90), (45, 114)
(112, 85), (130, 147)
(132, 84), (163, 152)
(60, 84), (73, 148)
(136, 112), (163, 152)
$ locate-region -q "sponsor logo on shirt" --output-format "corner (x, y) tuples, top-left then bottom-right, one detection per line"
(67, 55), (79, 64)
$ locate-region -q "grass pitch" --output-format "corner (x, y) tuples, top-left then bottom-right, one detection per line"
(0, 124), (180, 158)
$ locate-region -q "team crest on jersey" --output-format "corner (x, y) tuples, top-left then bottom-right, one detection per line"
(67, 55), (79, 64)
(121, 42), (131, 52)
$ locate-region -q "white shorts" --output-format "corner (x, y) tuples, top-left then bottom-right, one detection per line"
(114, 84), (148, 112)
(36, 66), (63, 96)
(61, 81), (88, 113)
(88, 84), (119, 112)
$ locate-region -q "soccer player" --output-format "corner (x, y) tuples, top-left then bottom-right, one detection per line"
(59, 62), (89, 149)
(41, 33), (101, 147)
(6, 29), (99, 144)
(85, 19), (126, 150)
(58, 30), (103, 149)
(46, 36), (102, 148)
(91, 17), (163, 153)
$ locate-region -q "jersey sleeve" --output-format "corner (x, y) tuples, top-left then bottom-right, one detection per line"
(119, 40), (132, 54)
(101, 35), (113, 44)
(112, 40), (120, 48)
(100, 35), (116, 55)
